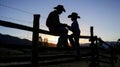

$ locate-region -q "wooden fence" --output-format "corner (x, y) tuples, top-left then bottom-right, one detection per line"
(0, 14), (117, 67)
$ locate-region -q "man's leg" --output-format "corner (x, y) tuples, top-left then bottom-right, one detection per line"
(56, 27), (69, 48)
(57, 36), (63, 48)
(63, 35), (69, 48)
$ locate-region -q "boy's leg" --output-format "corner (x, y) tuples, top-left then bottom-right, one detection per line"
(74, 35), (80, 59)
(69, 35), (75, 49)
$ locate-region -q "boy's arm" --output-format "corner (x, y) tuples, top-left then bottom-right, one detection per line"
(66, 25), (72, 31)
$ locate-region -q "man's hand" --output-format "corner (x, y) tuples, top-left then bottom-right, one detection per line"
(62, 23), (68, 27)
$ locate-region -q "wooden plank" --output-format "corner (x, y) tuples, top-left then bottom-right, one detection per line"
(0, 62), (31, 67)
(99, 54), (111, 58)
(98, 60), (111, 64)
(31, 14), (40, 67)
(0, 20), (33, 31)
(0, 52), (90, 63)
(0, 20), (91, 38)
(39, 59), (76, 66)
(0, 56), (31, 63)
(98, 38), (112, 47)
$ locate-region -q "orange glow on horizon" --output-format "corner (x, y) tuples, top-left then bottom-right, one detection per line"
(41, 34), (90, 44)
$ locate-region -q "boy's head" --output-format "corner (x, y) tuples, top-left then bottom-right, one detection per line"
(68, 12), (80, 21)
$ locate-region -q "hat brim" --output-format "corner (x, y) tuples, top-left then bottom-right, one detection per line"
(68, 15), (80, 18)
(54, 7), (66, 12)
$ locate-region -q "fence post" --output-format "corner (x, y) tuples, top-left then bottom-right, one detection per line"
(95, 36), (100, 67)
(89, 26), (97, 67)
(31, 14), (40, 67)
(111, 45), (114, 67)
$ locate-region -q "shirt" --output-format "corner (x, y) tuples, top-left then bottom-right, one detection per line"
(46, 10), (61, 27)
(71, 20), (80, 35)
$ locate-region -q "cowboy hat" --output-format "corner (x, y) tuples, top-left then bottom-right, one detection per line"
(54, 5), (66, 12)
(68, 12), (80, 18)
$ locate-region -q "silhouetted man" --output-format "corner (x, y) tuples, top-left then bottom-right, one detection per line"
(46, 5), (69, 48)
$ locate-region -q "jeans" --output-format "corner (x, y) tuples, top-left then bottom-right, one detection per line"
(48, 26), (69, 48)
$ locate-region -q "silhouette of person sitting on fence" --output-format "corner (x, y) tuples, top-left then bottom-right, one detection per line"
(46, 5), (69, 48)
(66, 12), (81, 58)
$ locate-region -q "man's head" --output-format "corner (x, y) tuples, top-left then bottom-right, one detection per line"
(54, 5), (66, 14)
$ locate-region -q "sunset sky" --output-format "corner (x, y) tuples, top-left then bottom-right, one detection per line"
(0, 0), (120, 44)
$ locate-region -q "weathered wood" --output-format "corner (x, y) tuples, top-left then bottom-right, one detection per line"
(0, 16), (116, 67)
(89, 26), (99, 67)
(0, 20), (33, 31)
(31, 14), (40, 67)
(0, 20), (92, 38)
(99, 54), (111, 58)
(98, 38), (112, 47)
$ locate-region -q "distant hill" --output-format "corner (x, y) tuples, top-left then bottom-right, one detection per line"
(0, 33), (32, 45)
(0, 33), (117, 48)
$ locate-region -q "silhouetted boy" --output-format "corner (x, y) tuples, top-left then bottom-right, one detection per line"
(67, 12), (81, 58)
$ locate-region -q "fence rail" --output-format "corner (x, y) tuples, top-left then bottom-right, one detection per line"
(0, 20), (91, 38)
